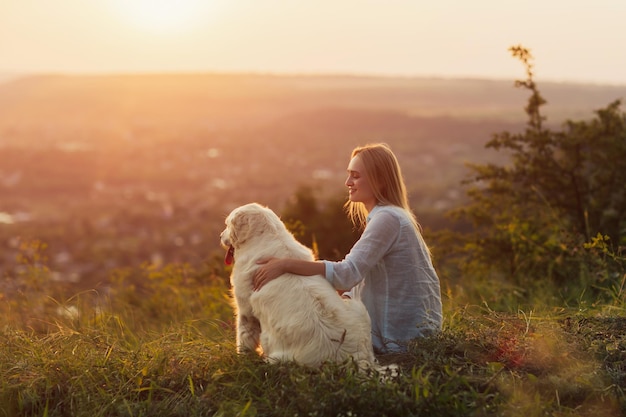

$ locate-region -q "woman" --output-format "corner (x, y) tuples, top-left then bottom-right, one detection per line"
(253, 143), (443, 353)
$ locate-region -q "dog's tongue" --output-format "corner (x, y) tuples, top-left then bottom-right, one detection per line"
(224, 246), (235, 265)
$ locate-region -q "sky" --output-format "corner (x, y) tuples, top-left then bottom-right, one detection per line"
(1, 0), (625, 85)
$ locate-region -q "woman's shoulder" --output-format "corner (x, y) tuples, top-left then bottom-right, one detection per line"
(369, 205), (412, 227)
(370, 205), (409, 220)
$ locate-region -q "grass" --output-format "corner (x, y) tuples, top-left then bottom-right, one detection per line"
(1, 303), (625, 417)
(1, 250), (625, 416)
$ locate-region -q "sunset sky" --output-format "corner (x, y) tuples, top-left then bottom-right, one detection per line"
(1, 0), (625, 85)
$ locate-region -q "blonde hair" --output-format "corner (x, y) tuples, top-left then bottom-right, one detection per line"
(344, 143), (428, 249)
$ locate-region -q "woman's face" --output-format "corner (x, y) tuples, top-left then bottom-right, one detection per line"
(345, 155), (377, 211)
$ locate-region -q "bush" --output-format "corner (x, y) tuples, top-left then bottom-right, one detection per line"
(448, 46), (626, 306)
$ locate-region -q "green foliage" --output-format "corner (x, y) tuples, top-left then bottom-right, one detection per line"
(0, 240), (81, 332)
(108, 262), (232, 333)
(0, 240), (233, 336)
(451, 45), (626, 304)
(280, 185), (359, 261)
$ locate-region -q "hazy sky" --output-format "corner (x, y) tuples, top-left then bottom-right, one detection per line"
(1, 0), (625, 85)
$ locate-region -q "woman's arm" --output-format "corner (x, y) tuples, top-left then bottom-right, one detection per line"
(252, 258), (325, 291)
(322, 208), (401, 291)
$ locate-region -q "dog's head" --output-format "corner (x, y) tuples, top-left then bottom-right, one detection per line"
(220, 203), (284, 265)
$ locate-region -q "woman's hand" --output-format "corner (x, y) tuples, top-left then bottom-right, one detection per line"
(253, 257), (285, 291)
(253, 258), (325, 291)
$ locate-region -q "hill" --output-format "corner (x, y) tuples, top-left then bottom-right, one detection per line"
(1, 73), (625, 129)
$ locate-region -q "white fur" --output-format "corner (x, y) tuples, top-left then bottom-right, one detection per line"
(220, 203), (377, 369)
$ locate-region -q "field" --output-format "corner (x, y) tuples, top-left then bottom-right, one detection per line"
(2, 279), (626, 416)
(1, 73), (625, 416)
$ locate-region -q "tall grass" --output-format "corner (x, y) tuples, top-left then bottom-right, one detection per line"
(2, 301), (625, 415)
(1, 243), (625, 416)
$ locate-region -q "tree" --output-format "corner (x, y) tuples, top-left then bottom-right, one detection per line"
(455, 45), (626, 299)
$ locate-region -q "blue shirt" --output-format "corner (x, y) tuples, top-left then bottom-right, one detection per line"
(323, 205), (443, 353)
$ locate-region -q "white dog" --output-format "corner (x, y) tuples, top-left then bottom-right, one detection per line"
(220, 203), (377, 369)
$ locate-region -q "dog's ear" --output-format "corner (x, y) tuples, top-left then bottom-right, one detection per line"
(261, 205), (286, 233)
(230, 206), (275, 246)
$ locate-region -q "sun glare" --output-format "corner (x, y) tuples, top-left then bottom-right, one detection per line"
(113, 0), (214, 34)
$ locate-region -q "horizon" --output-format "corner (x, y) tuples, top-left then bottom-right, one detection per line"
(2, 70), (625, 88)
(2, 1), (626, 86)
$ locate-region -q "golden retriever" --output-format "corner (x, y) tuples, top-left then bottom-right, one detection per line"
(220, 203), (376, 369)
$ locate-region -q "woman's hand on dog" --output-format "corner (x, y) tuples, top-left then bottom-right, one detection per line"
(253, 258), (327, 291)
(253, 257), (285, 291)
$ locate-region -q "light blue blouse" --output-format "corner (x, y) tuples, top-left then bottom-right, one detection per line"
(323, 205), (443, 353)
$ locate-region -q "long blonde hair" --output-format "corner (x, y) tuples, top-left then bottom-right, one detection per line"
(344, 143), (425, 240)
